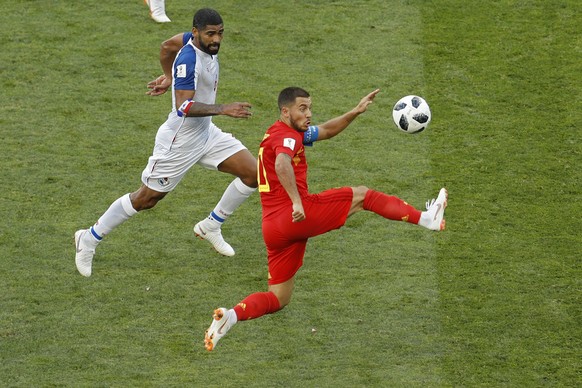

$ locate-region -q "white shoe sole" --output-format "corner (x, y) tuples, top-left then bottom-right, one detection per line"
(205, 308), (231, 351)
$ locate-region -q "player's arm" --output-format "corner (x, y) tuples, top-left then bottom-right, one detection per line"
(146, 33), (186, 96)
(275, 153), (305, 222)
(160, 33), (187, 80)
(315, 89), (380, 141)
(174, 90), (252, 118)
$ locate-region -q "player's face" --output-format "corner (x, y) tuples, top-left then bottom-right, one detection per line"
(194, 24), (224, 55)
(285, 97), (312, 132)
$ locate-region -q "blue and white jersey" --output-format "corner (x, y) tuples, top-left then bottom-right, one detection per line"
(172, 40), (218, 106)
(155, 38), (219, 152)
(182, 32), (192, 46)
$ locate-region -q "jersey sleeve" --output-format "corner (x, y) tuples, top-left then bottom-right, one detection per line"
(173, 47), (196, 91)
(273, 132), (303, 157)
(182, 32), (192, 46)
(302, 125), (319, 146)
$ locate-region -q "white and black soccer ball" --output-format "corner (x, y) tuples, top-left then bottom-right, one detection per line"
(392, 95), (431, 134)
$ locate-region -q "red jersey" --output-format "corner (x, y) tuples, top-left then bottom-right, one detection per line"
(258, 121), (309, 218)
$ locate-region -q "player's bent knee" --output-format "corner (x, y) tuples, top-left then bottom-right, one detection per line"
(276, 295), (292, 309)
(139, 198), (161, 210)
(131, 198), (157, 211)
(352, 186), (369, 201)
(241, 175), (258, 188)
(347, 186), (369, 216)
(269, 287), (293, 308)
(239, 163), (258, 188)
(130, 190), (166, 211)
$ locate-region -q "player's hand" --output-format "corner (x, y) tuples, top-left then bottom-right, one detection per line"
(291, 203), (305, 223)
(146, 75), (171, 96)
(354, 89), (380, 113)
(221, 102), (252, 118)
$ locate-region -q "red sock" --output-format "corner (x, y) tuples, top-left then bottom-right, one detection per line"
(363, 190), (421, 224)
(233, 291), (281, 321)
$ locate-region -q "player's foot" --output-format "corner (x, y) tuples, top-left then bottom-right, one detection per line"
(194, 222), (235, 256)
(144, 0), (171, 23)
(75, 229), (95, 277)
(424, 188), (448, 231)
(204, 308), (236, 351)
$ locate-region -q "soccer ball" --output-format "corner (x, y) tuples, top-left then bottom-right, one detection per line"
(392, 95), (431, 134)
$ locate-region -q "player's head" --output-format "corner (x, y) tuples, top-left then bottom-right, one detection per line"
(278, 87), (312, 132)
(192, 8), (224, 55)
(278, 87), (310, 110)
(193, 8), (223, 29)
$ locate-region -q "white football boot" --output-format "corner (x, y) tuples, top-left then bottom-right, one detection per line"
(194, 221), (235, 256)
(422, 188), (448, 231)
(74, 229), (95, 277)
(144, 0), (171, 23)
(204, 308), (237, 351)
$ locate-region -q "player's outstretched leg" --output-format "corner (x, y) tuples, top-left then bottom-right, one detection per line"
(194, 218), (235, 257)
(74, 193), (139, 276)
(204, 308), (237, 351)
(420, 188), (448, 231)
(74, 229), (97, 277)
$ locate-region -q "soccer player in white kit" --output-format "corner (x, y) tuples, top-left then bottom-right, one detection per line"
(74, 8), (257, 277)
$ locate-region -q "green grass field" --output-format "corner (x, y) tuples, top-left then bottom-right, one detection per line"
(1, 0), (580, 386)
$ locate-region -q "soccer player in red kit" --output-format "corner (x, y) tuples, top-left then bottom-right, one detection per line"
(204, 87), (448, 351)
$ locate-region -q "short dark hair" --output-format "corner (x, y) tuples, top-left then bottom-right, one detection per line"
(278, 87), (310, 110)
(193, 8), (223, 29)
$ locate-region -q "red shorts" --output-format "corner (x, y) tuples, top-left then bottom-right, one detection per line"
(262, 187), (353, 285)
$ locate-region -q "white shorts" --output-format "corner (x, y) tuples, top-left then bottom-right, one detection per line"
(141, 124), (246, 192)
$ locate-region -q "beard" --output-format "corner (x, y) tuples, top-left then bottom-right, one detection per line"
(200, 41), (220, 55)
(289, 116), (308, 132)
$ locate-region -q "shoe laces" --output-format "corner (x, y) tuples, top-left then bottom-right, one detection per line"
(425, 198), (436, 210)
